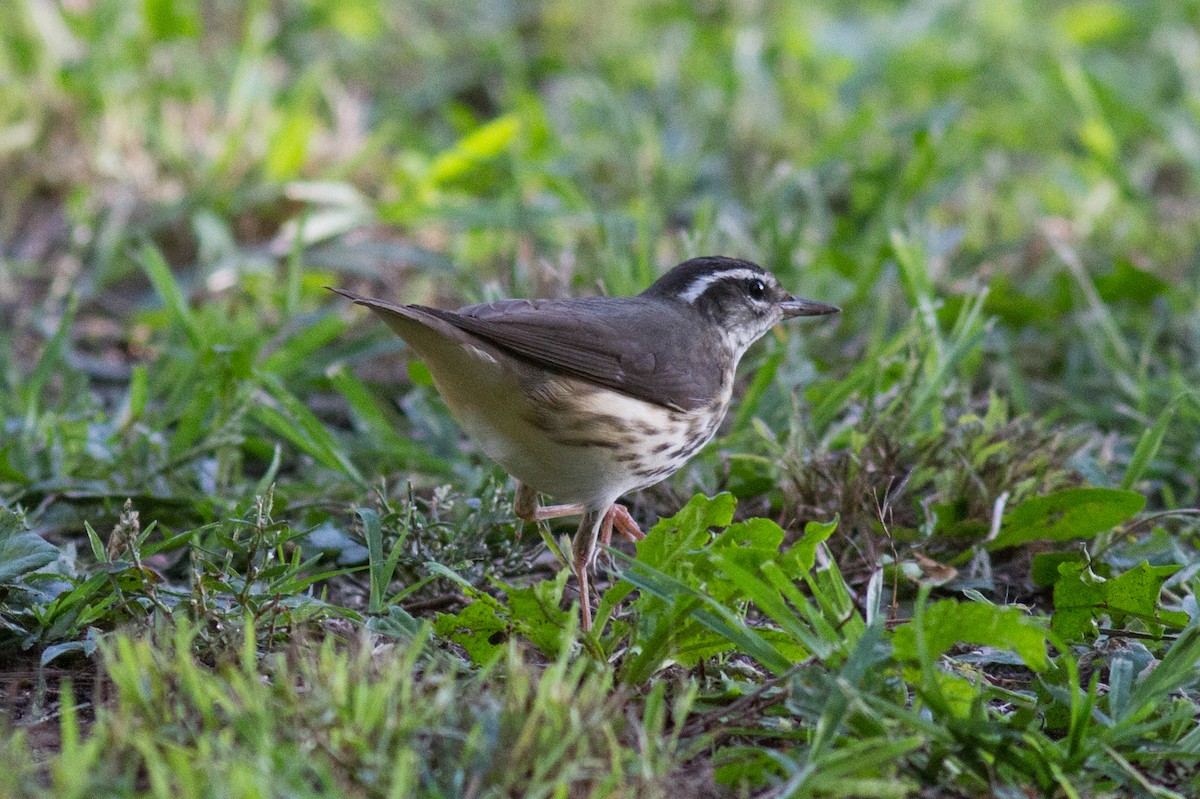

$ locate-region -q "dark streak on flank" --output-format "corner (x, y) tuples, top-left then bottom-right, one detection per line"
(553, 436), (623, 450)
(568, 413), (627, 434)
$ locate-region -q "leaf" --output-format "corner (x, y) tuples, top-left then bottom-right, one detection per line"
(367, 606), (422, 640)
(707, 518), (790, 602)
(1050, 565), (1105, 641)
(1118, 626), (1200, 727)
(137, 243), (200, 348)
(0, 508), (59, 583)
(710, 552), (829, 660)
(635, 493), (736, 571)
(989, 488), (1145, 550)
(788, 517), (839, 573)
(614, 549), (793, 675)
(892, 599), (1050, 671)
(713, 517), (787, 551)
(1121, 400), (1177, 490)
(433, 600), (506, 664)
(358, 508), (392, 614)
(426, 114), (521, 186)
(40, 628), (101, 667)
(252, 372), (366, 487)
(730, 350), (783, 432)
(325, 364), (453, 475)
(1052, 561), (1185, 640)
(505, 570), (572, 658)
(1105, 562), (1182, 621)
(1031, 552), (1082, 587)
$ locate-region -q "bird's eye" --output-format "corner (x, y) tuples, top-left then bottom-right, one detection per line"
(747, 279), (767, 300)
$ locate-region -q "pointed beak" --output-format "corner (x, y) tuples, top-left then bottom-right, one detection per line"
(779, 296), (841, 319)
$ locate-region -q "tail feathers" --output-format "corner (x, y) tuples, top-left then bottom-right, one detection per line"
(325, 286), (411, 316)
(327, 286), (501, 362)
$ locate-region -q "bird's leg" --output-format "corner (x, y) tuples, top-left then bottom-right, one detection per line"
(577, 560), (592, 632)
(513, 482), (584, 522)
(598, 504), (646, 547)
(573, 509), (605, 632)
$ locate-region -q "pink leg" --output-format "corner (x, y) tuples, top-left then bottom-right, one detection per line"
(513, 482), (584, 522)
(515, 483), (596, 631)
(526, 503), (586, 521)
(576, 550), (593, 631)
(573, 509), (605, 632)
(598, 504), (645, 547)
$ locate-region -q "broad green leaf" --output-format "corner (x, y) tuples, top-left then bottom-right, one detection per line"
(1051, 564), (1105, 641)
(505, 570), (572, 658)
(893, 599), (1049, 671)
(0, 508), (59, 583)
(614, 549), (793, 675)
(1031, 552), (1082, 587)
(789, 517), (839, 573)
(711, 551), (829, 660)
(366, 606), (422, 640)
(990, 488), (1145, 550)
(705, 518), (790, 603)
(635, 493), (736, 570)
(1052, 561), (1186, 640)
(712, 517), (787, 552)
(1106, 562), (1183, 622)
(433, 600), (506, 664)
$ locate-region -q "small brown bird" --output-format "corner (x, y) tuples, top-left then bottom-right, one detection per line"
(332, 256), (838, 629)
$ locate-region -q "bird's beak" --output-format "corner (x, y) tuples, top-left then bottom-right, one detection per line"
(779, 296), (841, 318)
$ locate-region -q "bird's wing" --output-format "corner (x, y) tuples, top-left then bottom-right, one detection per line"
(414, 297), (721, 411)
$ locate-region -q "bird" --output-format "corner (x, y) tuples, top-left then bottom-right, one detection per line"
(330, 256), (839, 630)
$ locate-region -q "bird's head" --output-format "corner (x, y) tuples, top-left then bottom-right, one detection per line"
(644, 256), (840, 358)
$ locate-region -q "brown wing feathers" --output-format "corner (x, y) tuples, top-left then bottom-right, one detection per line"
(414, 302), (698, 411)
(331, 287), (720, 411)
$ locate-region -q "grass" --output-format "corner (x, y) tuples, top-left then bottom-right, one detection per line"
(3, 0), (1200, 795)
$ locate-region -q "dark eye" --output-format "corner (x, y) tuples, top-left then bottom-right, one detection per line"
(747, 279), (767, 300)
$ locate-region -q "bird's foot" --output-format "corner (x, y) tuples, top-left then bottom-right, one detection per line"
(514, 485), (645, 633)
(599, 504), (645, 547)
(571, 504), (647, 632)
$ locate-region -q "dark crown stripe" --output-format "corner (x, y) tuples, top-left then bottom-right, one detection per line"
(675, 267), (768, 304)
(642, 256), (767, 302)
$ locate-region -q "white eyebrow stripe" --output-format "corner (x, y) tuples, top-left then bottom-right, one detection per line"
(678, 268), (767, 304)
